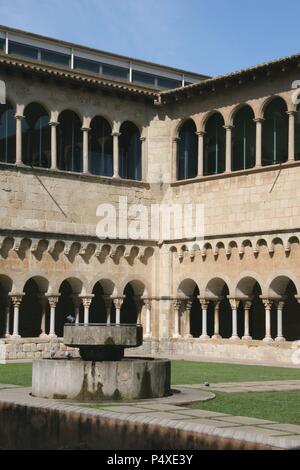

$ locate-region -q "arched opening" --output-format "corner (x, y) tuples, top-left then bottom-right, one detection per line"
(56, 278), (83, 336)
(206, 278), (231, 338)
(269, 276), (300, 341)
(121, 280), (146, 324)
(89, 116), (113, 176)
(262, 98), (288, 166)
(89, 279), (116, 324)
(236, 277), (264, 340)
(0, 275), (13, 337)
(119, 121), (141, 180)
(177, 119), (198, 180)
(232, 106), (256, 171)
(295, 104), (300, 160)
(0, 101), (15, 163)
(204, 113), (226, 175)
(57, 110), (83, 172)
(22, 103), (50, 168)
(19, 276), (49, 338)
(177, 279), (201, 337)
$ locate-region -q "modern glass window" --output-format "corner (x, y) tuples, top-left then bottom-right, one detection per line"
(177, 119), (198, 180)
(40, 49), (70, 67)
(294, 106), (300, 161)
(157, 76), (181, 89)
(132, 70), (156, 86)
(102, 64), (129, 80)
(119, 121), (141, 180)
(232, 106), (256, 171)
(22, 103), (50, 168)
(74, 56), (100, 74)
(57, 110), (83, 172)
(89, 116), (113, 176)
(204, 113), (226, 175)
(0, 101), (16, 163)
(8, 41), (38, 60)
(262, 98), (288, 166)
(0, 38), (5, 52)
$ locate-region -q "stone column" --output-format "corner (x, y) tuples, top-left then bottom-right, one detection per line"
(173, 299), (181, 338)
(82, 127), (90, 174)
(199, 298), (210, 340)
(103, 295), (112, 325)
(261, 298), (273, 342)
(49, 121), (59, 170)
(287, 111), (296, 162)
(80, 295), (94, 325)
(275, 299), (286, 342)
(212, 299), (222, 339)
(112, 297), (124, 325)
(143, 299), (152, 338)
(224, 125), (233, 173)
(71, 295), (81, 325)
(183, 300), (193, 338)
(140, 137), (146, 181)
(46, 295), (60, 339)
(173, 137), (180, 180)
(9, 294), (24, 339)
(228, 298), (240, 340)
(196, 131), (205, 177)
(38, 294), (48, 338)
(4, 301), (11, 338)
(242, 300), (252, 340)
(15, 114), (24, 165)
(254, 118), (264, 167)
(112, 132), (120, 178)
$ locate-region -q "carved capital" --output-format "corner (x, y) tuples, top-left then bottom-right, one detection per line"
(198, 297), (209, 309)
(112, 296), (125, 309)
(79, 295), (94, 308)
(9, 293), (24, 307)
(228, 298), (240, 310)
(260, 298), (273, 309)
(46, 294), (61, 308)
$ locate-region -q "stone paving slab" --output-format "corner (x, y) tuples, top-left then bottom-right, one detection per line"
(263, 423), (300, 434)
(0, 384), (21, 390)
(172, 418), (242, 428)
(138, 403), (186, 412)
(211, 426), (291, 437)
(179, 380), (300, 393)
(215, 416), (275, 425)
(104, 405), (154, 413)
(168, 409), (230, 418)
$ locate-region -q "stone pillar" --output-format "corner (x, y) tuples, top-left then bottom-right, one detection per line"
(4, 302), (11, 338)
(254, 118), (264, 167)
(173, 300), (181, 338)
(143, 299), (152, 338)
(173, 137), (180, 180)
(15, 114), (24, 165)
(103, 295), (112, 325)
(46, 295), (60, 339)
(199, 298), (210, 340)
(275, 299), (286, 342)
(140, 137), (146, 181)
(9, 294), (24, 339)
(261, 298), (273, 342)
(49, 121), (59, 170)
(82, 127), (90, 174)
(113, 297), (124, 325)
(287, 111), (296, 162)
(228, 298), (240, 340)
(80, 295), (94, 325)
(196, 131), (205, 177)
(212, 299), (222, 339)
(183, 300), (193, 338)
(112, 132), (120, 178)
(242, 300), (252, 340)
(38, 294), (48, 338)
(224, 125), (233, 173)
(71, 295), (81, 325)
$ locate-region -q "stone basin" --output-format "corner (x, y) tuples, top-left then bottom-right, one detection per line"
(64, 324), (143, 361)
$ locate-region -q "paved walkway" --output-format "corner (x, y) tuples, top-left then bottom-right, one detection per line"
(180, 380), (300, 393)
(0, 384), (300, 449)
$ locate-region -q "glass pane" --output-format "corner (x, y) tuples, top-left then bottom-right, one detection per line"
(0, 103), (16, 163)
(22, 103), (50, 168)
(262, 99), (288, 166)
(157, 76), (181, 89)
(89, 117), (113, 176)
(132, 70), (156, 86)
(119, 122), (141, 180)
(204, 114), (226, 175)
(8, 41), (38, 60)
(41, 49), (70, 66)
(57, 111), (83, 172)
(232, 107), (256, 171)
(74, 56), (100, 74)
(177, 120), (198, 180)
(0, 38), (5, 52)
(102, 64), (128, 80)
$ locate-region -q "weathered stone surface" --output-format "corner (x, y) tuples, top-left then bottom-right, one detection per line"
(32, 358), (171, 401)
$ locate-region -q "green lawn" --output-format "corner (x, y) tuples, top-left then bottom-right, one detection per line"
(191, 390), (300, 425)
(171, 360), (300, 385)
(0, 363), (32, 387)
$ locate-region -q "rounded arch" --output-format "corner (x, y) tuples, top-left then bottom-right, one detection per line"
(229, 102), (255, 125)
(177, 278), (199, 298)
(0, 99), (16, 164)
(268, 275), (299, 297)
(176, 118), (198, 180)
(205, 276), (231, 297)
(260, 95), (288, 116)
(119, 275), (150, 297)
(204, 112), (226, 176)
(21, 275), (49, 294)
(58, 276), (83, 294)
(0, 275), (13, 337)
(202, 109), (226, 129)
(89, 115), (113, 177)
(89, 277), (117, 296)
(235, 276), (263, 297)
(57, 110), (83, 173)
(0, 274), (13, 293)
(119, 121), (141, 180)
(232, 105), (256, 171)
(262, 96), (288, 166)
(22, 102), (50, 168)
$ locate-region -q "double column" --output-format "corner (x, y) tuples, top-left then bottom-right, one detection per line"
(79, 295), (94, 325)
(112, 131), (121, 178)
(82, 126), (91, 174)
(46, 294), (61, 339)
(9, 294), (24, 339)
(112, 296), (125, 325)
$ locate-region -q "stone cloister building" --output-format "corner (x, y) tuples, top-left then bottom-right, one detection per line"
(1, 25), (300, 363)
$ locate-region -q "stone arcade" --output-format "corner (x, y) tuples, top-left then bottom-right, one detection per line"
(1, 25), (300, 365)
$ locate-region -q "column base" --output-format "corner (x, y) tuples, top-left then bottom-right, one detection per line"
(263, 336), (274, 343)
(229, 335), (240, 341)
(113, 174), (120, 179)
(4, 334), (11, 339)
(172, 334), (182, 339)
(143, 334), (152, 339)
(39, 333), (49, 339)
(184, 334), (193, 339)
(48, 334), (57, 340)
(11, 334), (21, 340)
(199, 335), (210, 341)
(242, 335), (252, 341)
(275, 336), (286, 343)
(212, 334), (221, 340)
